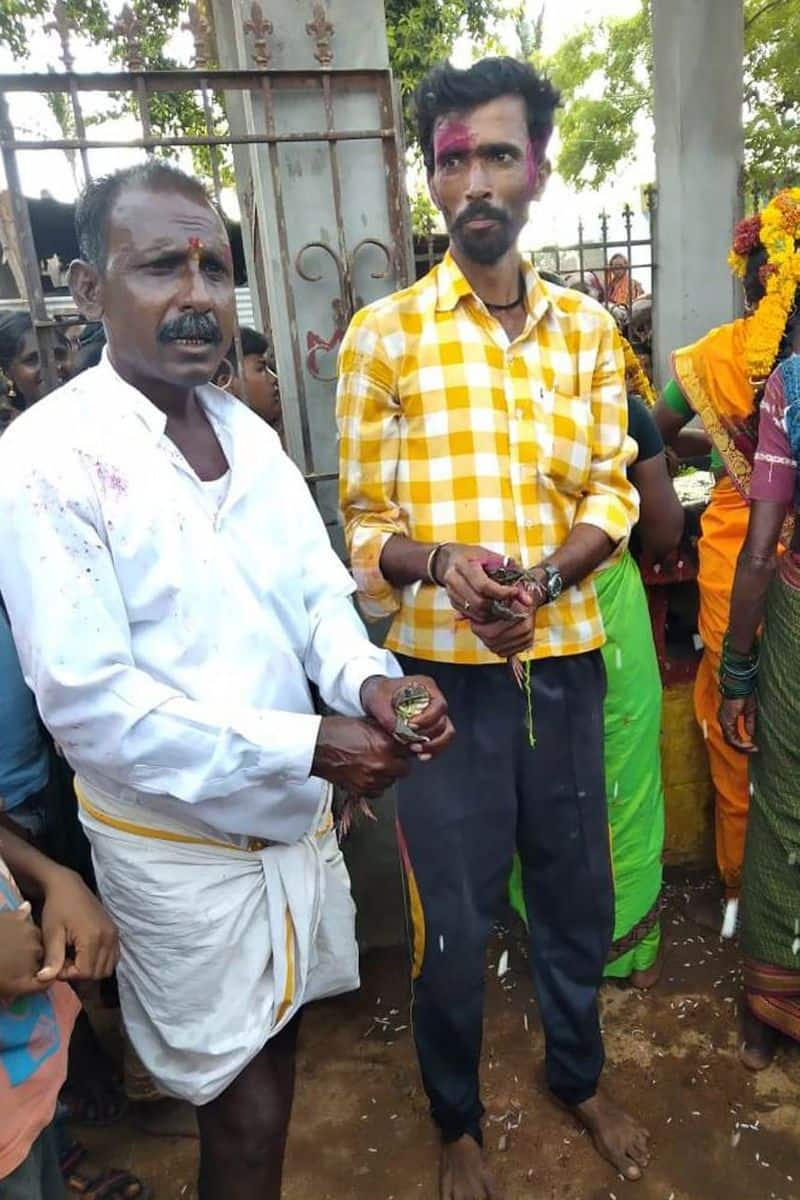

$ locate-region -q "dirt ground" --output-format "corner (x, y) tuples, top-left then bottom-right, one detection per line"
(79, 873), (800, 1200)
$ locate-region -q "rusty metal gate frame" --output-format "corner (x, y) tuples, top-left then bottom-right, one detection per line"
(0, 8), (411, 507)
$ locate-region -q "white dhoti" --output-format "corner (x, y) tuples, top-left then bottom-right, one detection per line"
(76, 779), (359, 1106)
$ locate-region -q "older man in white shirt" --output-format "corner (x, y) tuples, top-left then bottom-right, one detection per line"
(0, 161), (453, 1200)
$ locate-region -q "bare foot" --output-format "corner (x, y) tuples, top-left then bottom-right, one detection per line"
(440, 1136), (503, 1200)
(630, 938), (666, 990)
(572, 1091), (650, 1181)
(740, 1008), (778, 1071)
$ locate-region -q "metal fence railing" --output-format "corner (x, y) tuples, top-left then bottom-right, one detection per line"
(413, 196), (654, 337)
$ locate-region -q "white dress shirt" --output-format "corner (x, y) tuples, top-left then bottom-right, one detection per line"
(0, 355), (401, 843)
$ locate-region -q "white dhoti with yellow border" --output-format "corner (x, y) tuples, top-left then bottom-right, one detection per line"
(76, 778), (359, 1106)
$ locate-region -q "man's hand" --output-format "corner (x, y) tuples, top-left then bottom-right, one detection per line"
(435, 543), (529, 622)
(0, 903), (45, 999)
(312, 716), (414, 797)
(468, 602), (537, 658)
(360, 675), (455, 760)
(37, 869), (119, 984)
(719, 695), (758, 755)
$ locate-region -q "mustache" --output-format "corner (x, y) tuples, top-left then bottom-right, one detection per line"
(454, 202), (510, 231)
(157, 312), (223, 344)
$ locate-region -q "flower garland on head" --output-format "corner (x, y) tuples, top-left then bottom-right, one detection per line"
(621, 335), (657, 407)
(728, 213), (762, 272)
(728, 189), (800, 384)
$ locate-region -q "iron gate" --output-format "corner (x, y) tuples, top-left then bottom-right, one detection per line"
(0, 2), (412, 526)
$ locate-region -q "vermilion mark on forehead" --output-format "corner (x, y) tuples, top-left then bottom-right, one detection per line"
(434, 119), (473, 163)
(188, 236), (204, 260)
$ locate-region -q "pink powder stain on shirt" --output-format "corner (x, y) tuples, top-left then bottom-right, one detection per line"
(94, 461), (128, 496)
(433, 120), (473, 165)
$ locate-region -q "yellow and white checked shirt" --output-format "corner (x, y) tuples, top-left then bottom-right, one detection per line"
(336, 251), (638, 664)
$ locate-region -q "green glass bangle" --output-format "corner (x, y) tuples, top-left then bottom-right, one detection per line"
(719, 671), (758, 700)
(721, 631), (759, 669)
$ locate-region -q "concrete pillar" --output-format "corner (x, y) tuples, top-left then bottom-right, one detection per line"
(651, 0), (744, 384)
(210, 0), (412, 546)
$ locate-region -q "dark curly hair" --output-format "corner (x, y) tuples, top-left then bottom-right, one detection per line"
(414, 57), (560, 176)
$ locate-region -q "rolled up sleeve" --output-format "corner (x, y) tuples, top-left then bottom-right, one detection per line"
(336, 310), (408, 620)
(575, 321), (640, 543)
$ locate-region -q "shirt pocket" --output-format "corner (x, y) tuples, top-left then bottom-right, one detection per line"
(531, 388), (592, 495)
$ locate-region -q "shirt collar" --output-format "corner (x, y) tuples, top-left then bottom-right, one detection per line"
(94, 347), (238, 442)
(435, 248), (552, 327)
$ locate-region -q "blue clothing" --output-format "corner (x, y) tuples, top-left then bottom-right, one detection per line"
(778, 355), (800, 507)
(0, 615), (49, 812)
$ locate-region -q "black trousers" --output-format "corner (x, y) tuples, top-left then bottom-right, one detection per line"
(396, 651), (613, 1145)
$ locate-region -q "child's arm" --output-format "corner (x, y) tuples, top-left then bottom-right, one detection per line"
(0, 825), (119, 984)
(0, 901), (46, 1000)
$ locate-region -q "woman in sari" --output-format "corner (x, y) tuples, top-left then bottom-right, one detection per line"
(719, 353), (800, 1069)
(654, 192), (800, 933)
(606, 254), (644, 307)
(512, 346), (684, 986)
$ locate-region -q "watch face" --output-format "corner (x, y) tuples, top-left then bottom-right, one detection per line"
(546, 567), (563, 599)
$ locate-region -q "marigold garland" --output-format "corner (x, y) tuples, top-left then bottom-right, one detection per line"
(621, 335), (657, 407)
(728, 188), (800, 383)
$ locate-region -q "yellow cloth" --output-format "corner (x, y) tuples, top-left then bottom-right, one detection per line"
(337, 251), (638, 664)
(693, 478), (752, 895)
(673, 321), (759, 894)
(673, 319), (755, 494)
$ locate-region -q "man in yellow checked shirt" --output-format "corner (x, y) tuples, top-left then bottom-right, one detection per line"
(337, 57), (645, 1200)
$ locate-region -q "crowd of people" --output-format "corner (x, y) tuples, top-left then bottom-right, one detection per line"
(0, 52), (797, 1200)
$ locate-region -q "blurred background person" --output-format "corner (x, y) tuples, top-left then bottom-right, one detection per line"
(0, 311), (73, 411)
(215, 325), (283, 442)
(606, 252), (643, 307)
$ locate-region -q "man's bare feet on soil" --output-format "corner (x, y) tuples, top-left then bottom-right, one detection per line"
(440, 1135), (503, 1200)
(571, 1091), (650, 1181)
(740, 1008), (778, 1071)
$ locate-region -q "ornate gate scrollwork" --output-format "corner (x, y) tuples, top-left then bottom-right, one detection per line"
(296, 237), (394, 380)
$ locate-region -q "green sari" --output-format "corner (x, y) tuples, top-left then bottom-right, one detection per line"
(741, 559), (800, 1041)
(510, 551), (665, 976)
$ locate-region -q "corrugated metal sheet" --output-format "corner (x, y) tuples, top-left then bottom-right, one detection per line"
(0, 288), (257, 328)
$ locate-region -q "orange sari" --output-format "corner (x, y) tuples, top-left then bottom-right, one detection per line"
(673, 321), (754, 896)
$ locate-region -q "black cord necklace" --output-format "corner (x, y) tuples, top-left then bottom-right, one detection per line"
(484, 274), (525, 311)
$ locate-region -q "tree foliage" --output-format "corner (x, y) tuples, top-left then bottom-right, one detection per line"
(743, 0), (800, 195)
(409, 182), (439, 237)
(384, 0), (504, 141)
(2, 0), (505, 185)
(540, 0), (800, 194)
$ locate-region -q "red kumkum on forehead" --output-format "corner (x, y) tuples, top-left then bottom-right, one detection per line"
(433, 119), (473, 163)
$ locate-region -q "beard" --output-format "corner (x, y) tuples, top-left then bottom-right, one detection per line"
(448, 201), (517, 266)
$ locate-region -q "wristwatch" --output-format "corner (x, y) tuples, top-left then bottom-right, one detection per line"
(538, 562), (563, 603)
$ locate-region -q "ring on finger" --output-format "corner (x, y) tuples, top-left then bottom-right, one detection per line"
(462, 599), (471, 611)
